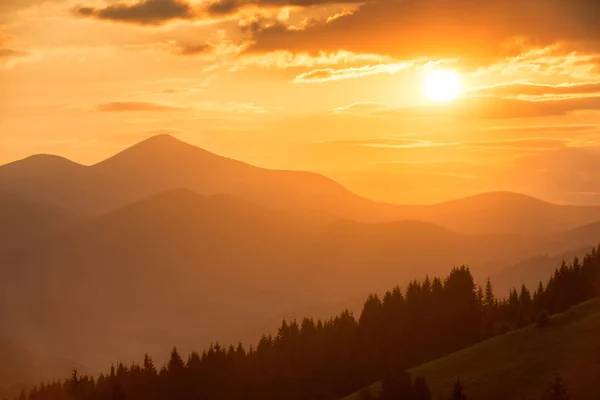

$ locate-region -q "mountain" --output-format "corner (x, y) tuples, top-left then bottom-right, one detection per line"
(0, 189), (593, 369)
(2, 135), (600, 235)
(343, 297), (600, 400)
(560, 219), (600, 247)
(0, 135), (368, 219)
(399, 191), (600, 236)
(0, 191), (80, 249)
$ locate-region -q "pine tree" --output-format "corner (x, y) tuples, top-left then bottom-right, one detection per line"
(413, 376), (432, 400)
(484, 279), (495, 310)
(450, 379), (468, 400)
(545, 374), (569, 400)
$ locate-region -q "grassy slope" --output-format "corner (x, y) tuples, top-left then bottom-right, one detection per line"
(343, 298), (600, 400)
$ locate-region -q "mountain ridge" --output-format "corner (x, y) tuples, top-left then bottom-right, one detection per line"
(2, 134), (600, 235)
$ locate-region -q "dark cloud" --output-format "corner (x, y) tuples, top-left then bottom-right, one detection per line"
(74, 0), (195, 26)
(175, 43), (211, 56)
(207, 0), (362, 16)
(248, 0), (600, 64)
(74, 0), (362, 25)
(372, 96), (600, 120)
(96, 102), (187, 112)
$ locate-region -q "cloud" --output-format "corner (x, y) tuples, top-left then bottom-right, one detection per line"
(73, 0), (363, 25)
(74, 0), (196, 26)
(472, 81), (600, 97)
(292, 62), (414, 83)
(248, 0), (600, 65)
(475, 124), (600, 134)
(206, 0), (362, 16)
(175, 43), (212, 56)
(369, 96), (600, 120)
(331, 102), (396, 115)
(481, 46), (600, 78)
(465, 138), (567, 151)
(96, 102), (187, 112)
(95, 101), (269, 116)
(323, 137), (568, 151)
(0, 0), (66, 15)
(0, 48), (29, 58)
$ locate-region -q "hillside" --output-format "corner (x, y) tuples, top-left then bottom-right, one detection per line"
(343, 298), (600, 400)
(1, 135), (600, 234)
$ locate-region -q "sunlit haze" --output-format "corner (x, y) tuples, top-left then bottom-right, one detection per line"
(1, 2), (600, 399)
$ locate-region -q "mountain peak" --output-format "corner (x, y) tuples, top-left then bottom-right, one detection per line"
(92, 134), (224, 171)
(140, 133), (185, 145)
(438, 191), (552, 208)
(129, 134), (195, 153)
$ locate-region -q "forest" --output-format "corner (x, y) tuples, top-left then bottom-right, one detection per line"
(17, 247), (600, 400)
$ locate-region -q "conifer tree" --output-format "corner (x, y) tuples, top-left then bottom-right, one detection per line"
(545, 374), (569, 400)
(450, 379), (468, 400)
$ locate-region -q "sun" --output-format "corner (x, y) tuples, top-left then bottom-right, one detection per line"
(423, 70), (462, 102)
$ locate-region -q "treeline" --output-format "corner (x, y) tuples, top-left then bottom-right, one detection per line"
(20, 247), (600, 400)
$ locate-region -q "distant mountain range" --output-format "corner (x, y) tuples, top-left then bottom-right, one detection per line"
(1, 135), (600, 386)
(2, 134), (600, 235)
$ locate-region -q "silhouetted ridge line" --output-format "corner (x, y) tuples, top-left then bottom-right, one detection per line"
(2, 135), (600, 234)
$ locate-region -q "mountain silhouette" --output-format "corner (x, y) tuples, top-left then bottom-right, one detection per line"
(420, 191), (600, 235)
(2, 135), (600, 234)
(0, 135), (366, 218)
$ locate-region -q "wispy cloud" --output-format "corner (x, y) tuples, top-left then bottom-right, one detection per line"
(96, 102), (187, 112)
(292, 62), (414, 83)
(470, 81), (600, 97)
(331, 102), (397, 115)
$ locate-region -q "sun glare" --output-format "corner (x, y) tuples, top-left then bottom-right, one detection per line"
(423, 70), (462, 102)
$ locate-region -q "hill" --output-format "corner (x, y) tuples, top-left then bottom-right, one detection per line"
(1, 135), (600, 235)
(0, 189), (583, 369)
(342, 297), (600, 400)
(411, 191), (600, 236)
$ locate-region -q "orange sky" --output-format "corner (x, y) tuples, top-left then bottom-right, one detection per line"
(2, 0), (600, 205)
